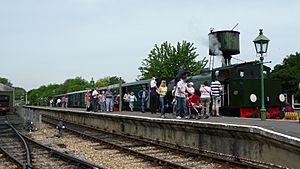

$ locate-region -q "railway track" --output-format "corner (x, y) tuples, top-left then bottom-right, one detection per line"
(0, 115), (104, 169)
(0, 147), (20, 169)
(41, 115), (278, 169)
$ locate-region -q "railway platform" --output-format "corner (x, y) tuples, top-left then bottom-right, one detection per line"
(117, 111), (300, 139)
(56, 107), (300, 139)
(19, 106), (300, 168)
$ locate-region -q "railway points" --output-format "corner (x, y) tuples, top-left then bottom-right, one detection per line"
(0, 113), (105, 169)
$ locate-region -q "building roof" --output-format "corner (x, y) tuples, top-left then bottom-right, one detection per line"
(0, 83), (14, 92)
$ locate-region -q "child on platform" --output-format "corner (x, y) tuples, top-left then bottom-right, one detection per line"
(129, 92), (137, 112)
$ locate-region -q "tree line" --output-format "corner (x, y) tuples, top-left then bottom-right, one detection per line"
(27, 76), (125, 105)
(0, 76), (125, 105)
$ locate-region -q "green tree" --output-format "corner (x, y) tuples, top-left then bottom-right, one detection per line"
(27, 77), (89, 105)
(27, 76), (125, 105)
(27, 88), (42, 105)
(62, 77), (90, 92)
(138, 41), (208, 80)
(15, 87), (26, 100)
(272, 52), (300, 97)
(0, 77), (13, 86)
(95, 76), (125, 87)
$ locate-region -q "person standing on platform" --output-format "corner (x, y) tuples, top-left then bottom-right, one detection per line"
(138, 87), (149, 113)
(99, 91), (106, 112)
(92, 89), (99, 112)
(114, 94), (120, 111)
(150, 77), (158, 114)
(129, 92), (137, 112)
(175, 75), (189, 119)
(64, 96), (68, 108)
(56, 98), (61, 107)
(200, 81), (211, 117)
(187, 82), (195, 96)
(123, 92), (130, 111)
(85, 90), (91, 111)
(98, 91), (106, 112)
(158, 80), (168, 118)
(50, 99), (54, 107)
(61, 96), (65, 108)
(210, 79), (222, 116)
(105, 88), (114, 112)
(175, 65), (187, 86)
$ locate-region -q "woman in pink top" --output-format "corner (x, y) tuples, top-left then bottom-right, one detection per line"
(199, 81), (211, 117)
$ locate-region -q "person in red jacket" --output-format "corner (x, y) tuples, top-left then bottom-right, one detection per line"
(285, 102), (294, 112)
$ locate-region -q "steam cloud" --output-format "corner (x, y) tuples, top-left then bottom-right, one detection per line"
(209, 33), (227, 66)
(209, 34), (223, 56)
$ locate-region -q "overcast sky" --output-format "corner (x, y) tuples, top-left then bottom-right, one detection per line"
(0, 0), (299, 91)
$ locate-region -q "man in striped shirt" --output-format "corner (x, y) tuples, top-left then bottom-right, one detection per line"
(210, 79), (222, 116)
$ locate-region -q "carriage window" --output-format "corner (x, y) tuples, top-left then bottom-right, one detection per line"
(0, 96), (9, 101)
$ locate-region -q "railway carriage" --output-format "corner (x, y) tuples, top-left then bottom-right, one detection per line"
(121, 80), (150, 111)
(55, 89), (89, 108)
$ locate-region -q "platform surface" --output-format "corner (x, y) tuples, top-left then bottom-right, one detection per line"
(48, 107), (300, 139)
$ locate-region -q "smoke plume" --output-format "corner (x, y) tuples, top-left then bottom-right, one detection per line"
(209, 34), (223, 56)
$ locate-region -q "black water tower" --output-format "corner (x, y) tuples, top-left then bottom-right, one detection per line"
(209, 30), (240, 66)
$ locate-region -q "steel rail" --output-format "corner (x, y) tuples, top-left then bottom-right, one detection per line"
(0, 144), (25, 169)
(19, 131), (106, 169)
(42, 115), (286, 169)
(4, 116), (105, 169)
(4, 119), (34, 169)
(43, 117), (190, 169)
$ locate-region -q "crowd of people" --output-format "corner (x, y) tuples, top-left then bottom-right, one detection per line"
(49, 95), (69, 108)
(170, 75), (222, 119)
(116, 73), (223, 119)
(84, 87), (119, 112)
(48, 66), (223, 119)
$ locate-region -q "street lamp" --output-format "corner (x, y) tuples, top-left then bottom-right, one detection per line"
(253, 29), (270, 121)
(90, 78), (95, 89)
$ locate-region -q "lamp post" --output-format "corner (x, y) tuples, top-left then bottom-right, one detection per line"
(90, 78), (95, 89)
(253, 29), (270, 121)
